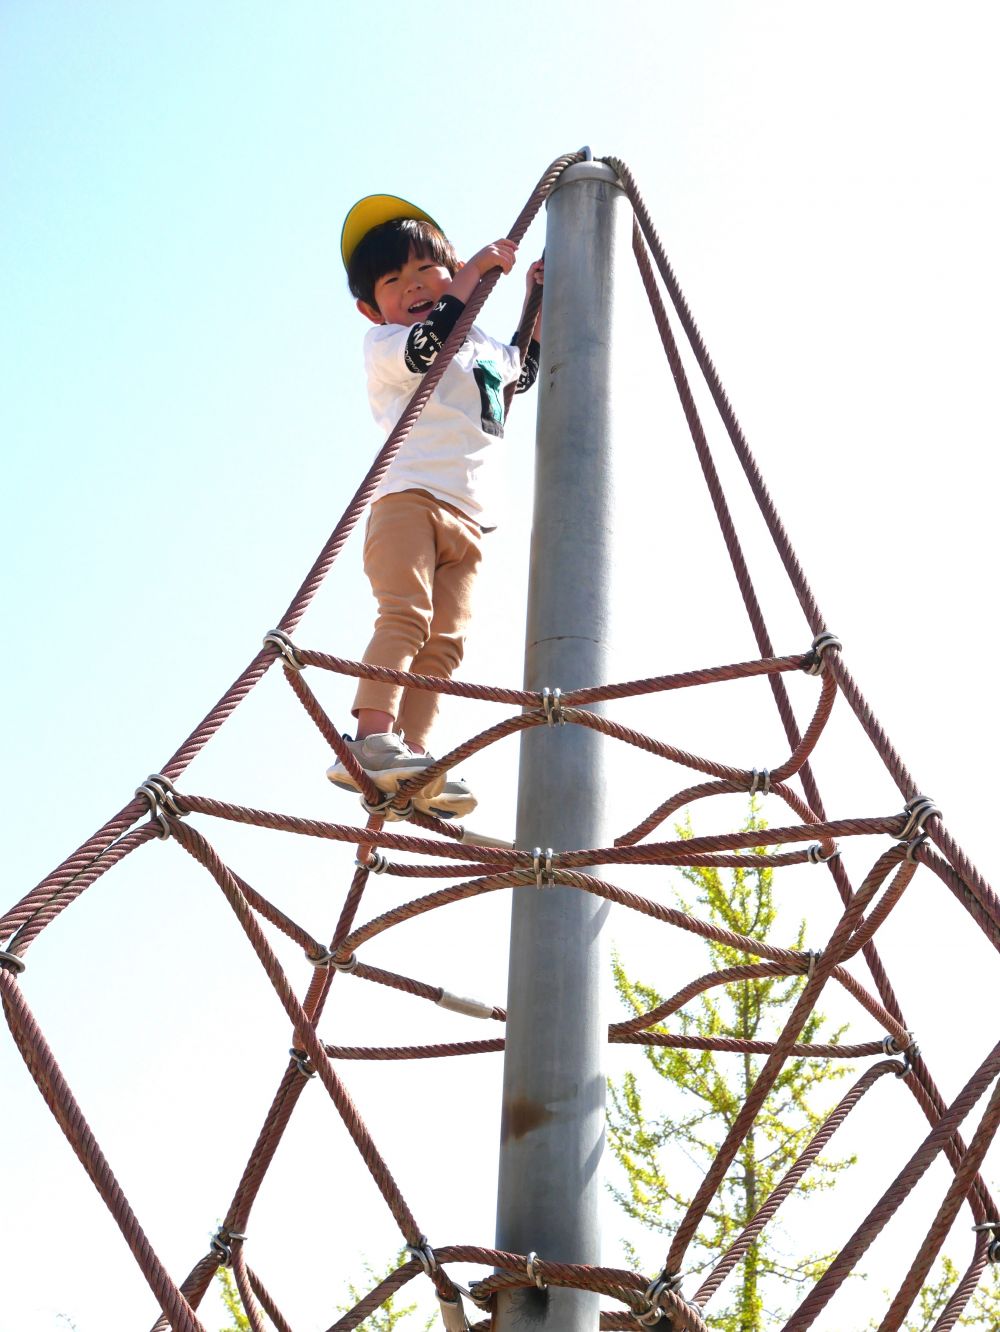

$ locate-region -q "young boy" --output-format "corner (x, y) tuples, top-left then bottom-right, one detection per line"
(327, 195), (543, 819)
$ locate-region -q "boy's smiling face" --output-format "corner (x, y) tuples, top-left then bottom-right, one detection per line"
(358, 245), (455, 327)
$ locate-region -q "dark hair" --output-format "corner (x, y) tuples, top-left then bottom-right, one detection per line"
(347, 217), (459, 310)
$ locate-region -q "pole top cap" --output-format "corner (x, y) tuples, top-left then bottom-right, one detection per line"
(548, 160), (623, 200)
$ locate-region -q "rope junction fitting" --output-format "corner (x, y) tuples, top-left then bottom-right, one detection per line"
(210, 1228), (247, 1268)
(806, 630), (842, 675)
(896, 795), (941, 842)
(135, 773), (184, 839)
(807, 842), (840, 864)
(533, 847), (555, 887)
(525, 1253), (546, 1290)
(362, 791), (414, 820)
(748, 768), (770, 796)
(356, 850), (389, 874)
(0, 949), (26, 975)
(289, 1048), (315, 1078)
(263, 629), (305, 671)
(404, 1238), (438, 1275)
(4, 149), (999, 1332)
(541, 687), (565, 725)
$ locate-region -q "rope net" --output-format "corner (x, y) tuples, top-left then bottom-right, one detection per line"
(3, 151), (998, 1332)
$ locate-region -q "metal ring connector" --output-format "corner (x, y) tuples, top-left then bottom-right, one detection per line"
(263, 629), (304, 671)
(806, 631), (842, 675)
(896, 796), (940, 842)
(405, 1238), (437, 1275)
(289, 1047), (315, 1078)
(332, 953), (359, 973)
(307, 947), (334, 968)
(541, 687), (565, 725)
(525, 1252), (546, 1290)
(533, 847), (555, 888)
(748, 768), (770, 796)
(356, 851), (389, 874)
(807, 842), (841, 864)
(0, 949), (26, 975)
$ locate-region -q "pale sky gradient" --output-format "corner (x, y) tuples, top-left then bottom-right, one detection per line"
(3, 4), (1000, 1330)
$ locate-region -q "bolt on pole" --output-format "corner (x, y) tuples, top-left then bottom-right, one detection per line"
(494, 160), (628, 1332)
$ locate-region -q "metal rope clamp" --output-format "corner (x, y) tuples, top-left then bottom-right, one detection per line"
(525, 1252), (546, 1290)
(972, 1221), (1000, 1263)
(541, 688), (565, 725)
(895, 796), (940, 843)
(807, 842), (840, 865)
(748, 768), (770, 796)
(405, 1237), (438, 1275)
(638, 1272), (683, 1325)
(806, 630), (842, 676)
(0, 948), (26, 975)
(533, 847), (555, 888)
(883, 1030), (918, 1076)
(263, 628), (305, 671)
(288, 1047), (315, 1078)
(356, 850), (389, 874)
(362, 791), (414, 820)
(136, 773), (184, 840)
(210, 1228), (247, 1268)
(800, 949), (822, 981)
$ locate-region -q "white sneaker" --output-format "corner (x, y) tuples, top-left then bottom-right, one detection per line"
(326, 733), (442, 796)
(414, 778), (478, 821)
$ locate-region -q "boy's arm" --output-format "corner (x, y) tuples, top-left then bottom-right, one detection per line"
(512, 257), (544, 394)
(403, 238), (519, 375)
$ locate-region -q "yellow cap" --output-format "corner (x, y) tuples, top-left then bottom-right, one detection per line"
(340, 194), (440, 270)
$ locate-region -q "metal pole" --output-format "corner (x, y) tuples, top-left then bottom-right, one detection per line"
(494, 160), (627, 1332)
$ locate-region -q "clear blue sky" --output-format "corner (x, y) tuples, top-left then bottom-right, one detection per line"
(3, 4), (999, 1330)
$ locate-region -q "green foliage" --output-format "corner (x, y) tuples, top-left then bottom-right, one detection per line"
(608, 806), (853, 1330)
(338, 1252), (437, 1332)
(215, 1249), (435, 1332)
(869, 1254), (1000, 1330)
(215, 1265), (250, 1331)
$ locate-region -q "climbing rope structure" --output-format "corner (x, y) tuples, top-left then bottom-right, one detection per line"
(3, 151), (999, 1332)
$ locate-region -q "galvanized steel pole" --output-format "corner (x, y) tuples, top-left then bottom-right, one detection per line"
(494, 160), (627, 1332)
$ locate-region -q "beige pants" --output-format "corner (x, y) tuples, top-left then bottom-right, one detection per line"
(353, 489), (483, 751)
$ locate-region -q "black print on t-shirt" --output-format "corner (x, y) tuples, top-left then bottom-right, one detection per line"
(473, 359), (505, 438)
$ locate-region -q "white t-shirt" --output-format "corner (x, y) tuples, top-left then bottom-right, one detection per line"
(364, 318), (523, 526)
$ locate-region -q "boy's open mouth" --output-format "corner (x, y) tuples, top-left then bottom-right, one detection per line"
(408, 300), (433, 315)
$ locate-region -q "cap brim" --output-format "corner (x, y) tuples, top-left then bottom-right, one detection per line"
(341, 194), (440, 270)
